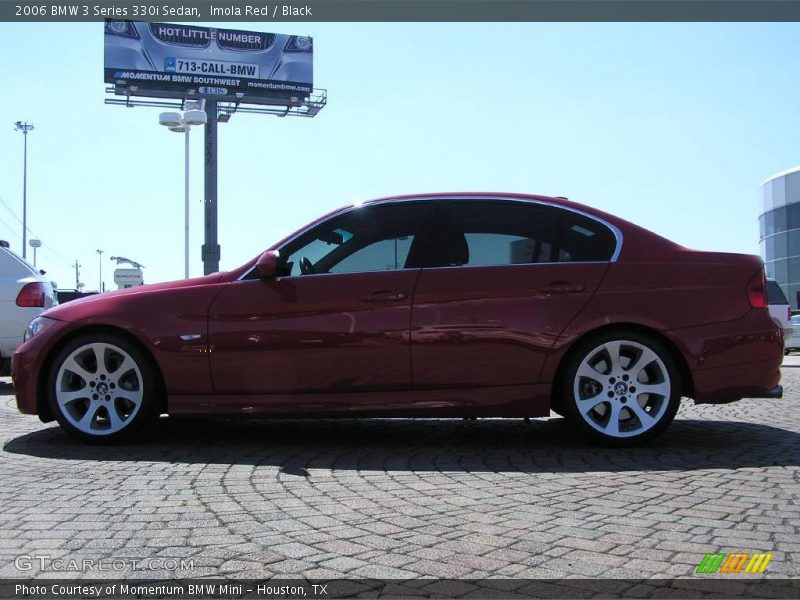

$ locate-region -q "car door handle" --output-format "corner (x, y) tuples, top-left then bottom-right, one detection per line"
(538, 282), (585, 294)
(360, 290), (408, 303)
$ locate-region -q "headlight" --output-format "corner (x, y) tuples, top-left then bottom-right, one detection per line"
(285, 36), (313, 52)
(24, 317), (56, 342)
(105, 20), (139, 39)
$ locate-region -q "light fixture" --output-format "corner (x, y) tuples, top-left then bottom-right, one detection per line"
(158, 101), (208, 280)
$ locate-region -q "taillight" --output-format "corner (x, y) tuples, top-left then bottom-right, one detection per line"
(16, 282), (47, 308)
(788, 306), (792, 322)
(747, 271), (767, 309)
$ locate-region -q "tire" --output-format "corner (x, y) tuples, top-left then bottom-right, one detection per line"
(46, 333), (159, 443)
(560, 331), (682, 446)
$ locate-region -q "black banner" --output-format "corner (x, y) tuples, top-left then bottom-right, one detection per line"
(6, 1), (800, 22)
(3, 578), (800, 599)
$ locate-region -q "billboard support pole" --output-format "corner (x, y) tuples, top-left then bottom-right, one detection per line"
(203, 100), (220, 275)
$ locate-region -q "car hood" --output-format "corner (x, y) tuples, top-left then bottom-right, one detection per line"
(43, 273), (226, 322)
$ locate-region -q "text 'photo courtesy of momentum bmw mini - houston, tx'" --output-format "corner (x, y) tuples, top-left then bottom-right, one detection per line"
(12, 194), (783, 445)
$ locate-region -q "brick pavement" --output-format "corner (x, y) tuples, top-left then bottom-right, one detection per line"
(0, 366), (798, 583)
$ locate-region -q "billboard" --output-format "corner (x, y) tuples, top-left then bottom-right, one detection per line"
(104, 21), (313, 103)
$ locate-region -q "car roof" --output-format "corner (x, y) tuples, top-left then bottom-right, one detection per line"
(359, 192), (630, 229)
(363, 192), (582, 211)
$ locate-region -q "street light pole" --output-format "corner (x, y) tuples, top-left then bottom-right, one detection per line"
(14, 121), (34, 259)
(159, 103), (206, 280)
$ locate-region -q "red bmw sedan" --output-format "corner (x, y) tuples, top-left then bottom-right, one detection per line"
(12, 194), (783, 445)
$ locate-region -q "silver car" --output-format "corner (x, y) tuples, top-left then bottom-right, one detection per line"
(787, 314), (800, 353)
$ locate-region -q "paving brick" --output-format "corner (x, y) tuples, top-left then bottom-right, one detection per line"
(0, 369), (798, 580)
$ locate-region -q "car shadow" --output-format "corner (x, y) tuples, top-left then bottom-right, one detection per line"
(4, 417), (799, 473)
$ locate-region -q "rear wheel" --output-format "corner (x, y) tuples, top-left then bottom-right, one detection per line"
(47, 333), (159, 443)
(560, 331), (681, 446)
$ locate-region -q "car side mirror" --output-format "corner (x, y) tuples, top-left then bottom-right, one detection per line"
(255, 250), (280, 279)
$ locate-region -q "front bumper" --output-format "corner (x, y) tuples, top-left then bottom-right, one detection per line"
(12, 318), (73, 419)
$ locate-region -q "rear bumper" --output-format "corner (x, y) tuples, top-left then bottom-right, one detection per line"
(667, 308), (783, 404)
(758, 385), (783, 399)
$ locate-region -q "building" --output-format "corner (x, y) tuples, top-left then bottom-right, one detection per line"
(759, 166), (800, 308)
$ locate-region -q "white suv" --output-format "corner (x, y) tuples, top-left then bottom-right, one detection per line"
(766, 278), (793, 354)
(0, 241), (57, 373)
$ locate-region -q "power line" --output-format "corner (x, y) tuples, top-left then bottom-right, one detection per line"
(0, 214), (22, 242)
(0, 194), (32, 234)
(0, 192), (75, 264)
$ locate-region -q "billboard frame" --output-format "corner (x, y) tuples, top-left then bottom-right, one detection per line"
(105, 86), (328, 118)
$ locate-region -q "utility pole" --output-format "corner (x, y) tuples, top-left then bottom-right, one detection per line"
(14, 121), (34, 259)
(74, 260), (81, 289)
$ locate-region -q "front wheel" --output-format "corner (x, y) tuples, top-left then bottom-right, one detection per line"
(47, 333), (159, 443)
(560, 332), (682, 446)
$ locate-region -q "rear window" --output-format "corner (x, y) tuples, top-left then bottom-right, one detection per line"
(558, 212), (617, 262)
(767, 280), (789, 305)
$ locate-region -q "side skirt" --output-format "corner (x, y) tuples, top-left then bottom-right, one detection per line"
(168, 383), (552, 418)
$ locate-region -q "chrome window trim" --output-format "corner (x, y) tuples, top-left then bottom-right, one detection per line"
(239, 195), (624, 280)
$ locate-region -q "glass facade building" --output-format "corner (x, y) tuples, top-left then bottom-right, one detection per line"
(759, 167), (800, 308)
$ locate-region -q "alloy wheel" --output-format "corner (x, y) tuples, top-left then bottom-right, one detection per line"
(572, 339), (671, 439)
(54, 342), (144, 435)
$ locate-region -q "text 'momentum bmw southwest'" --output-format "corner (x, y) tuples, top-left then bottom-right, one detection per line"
(12, 194), (783, 445)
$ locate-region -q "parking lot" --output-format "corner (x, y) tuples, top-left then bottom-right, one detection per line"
(0, 362), (798, 594)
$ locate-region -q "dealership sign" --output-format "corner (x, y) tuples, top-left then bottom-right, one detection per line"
(113, 268), (143, 288)
(104, 21), (313, 103)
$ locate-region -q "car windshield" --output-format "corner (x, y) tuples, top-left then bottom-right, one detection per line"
(792, 315), (800, 324)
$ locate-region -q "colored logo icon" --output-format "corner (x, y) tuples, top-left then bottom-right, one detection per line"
(164, 57), (176, 72)
(696, 552), (772, 574)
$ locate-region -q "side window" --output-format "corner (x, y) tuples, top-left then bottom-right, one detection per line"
(279, 203), (426, 276)
(557, 211), (616, 262)
(428, 202), (558, 268)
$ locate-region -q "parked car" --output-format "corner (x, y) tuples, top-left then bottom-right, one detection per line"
(56, 289), (98, 304)
(0, 241), (57, 374)
(12, 194), (783, 445)
(766, 279), (793, 354)
(786, 314), (800, 353)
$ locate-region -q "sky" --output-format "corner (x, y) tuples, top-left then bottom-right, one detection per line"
(0, 21), (799, 290)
